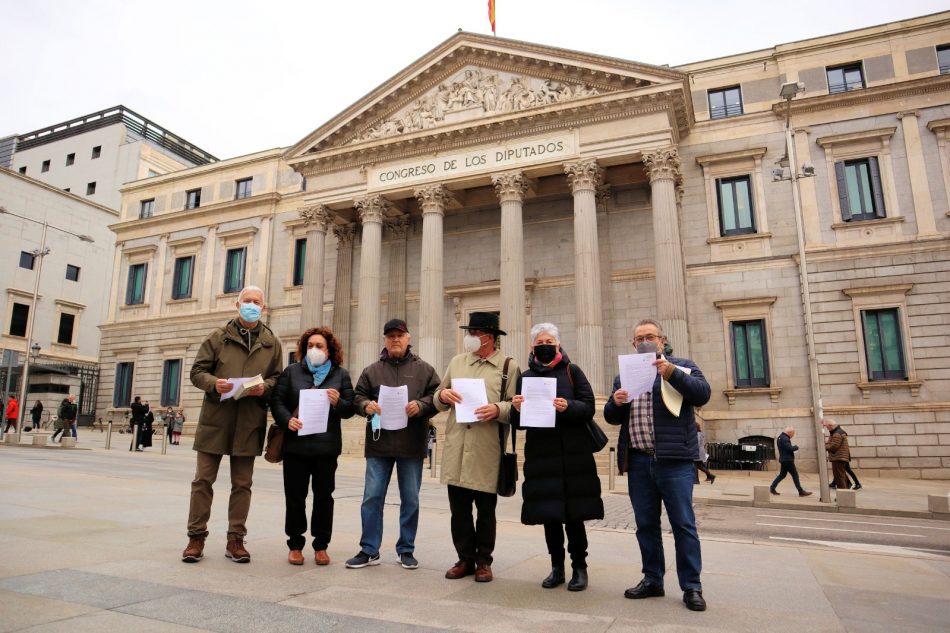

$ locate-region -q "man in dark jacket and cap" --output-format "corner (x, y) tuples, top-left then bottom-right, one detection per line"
(345, 319), (440, 571)
(604, 318), (711, 612)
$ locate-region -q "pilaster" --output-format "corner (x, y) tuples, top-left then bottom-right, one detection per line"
(491, 171), (530, 359)
(331, 223), (356, 354)
(897, 110), (938, 237)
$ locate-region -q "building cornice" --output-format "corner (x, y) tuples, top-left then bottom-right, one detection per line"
(109, 192), (280, 237)
(0, 168), (119, 216)
(118, 148), (286, 193)
(771, 75), (950, 119)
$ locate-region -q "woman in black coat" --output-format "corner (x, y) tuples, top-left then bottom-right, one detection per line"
(511, 322), (603, 592)
(270, 326), (354, 567)
(130, 396), (151, 451)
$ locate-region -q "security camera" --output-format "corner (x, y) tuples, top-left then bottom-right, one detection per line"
(801, 164), (815, 177)
(772, 167), (786, 181)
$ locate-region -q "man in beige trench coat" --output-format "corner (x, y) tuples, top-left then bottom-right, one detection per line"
(434, 312), (520, 583)
(181, 285), (283, 564)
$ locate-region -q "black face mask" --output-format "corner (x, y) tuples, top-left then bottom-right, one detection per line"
(533, 344), (558, 364)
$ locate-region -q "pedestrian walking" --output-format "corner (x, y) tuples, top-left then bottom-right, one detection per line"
(4, 395), (19, 432)
(694, 419), (715, 484)
(58, 396), (78, 444)
(769, 426), (812, 496)
(30, 400), (43, 431)
(823, 419), (860, 490)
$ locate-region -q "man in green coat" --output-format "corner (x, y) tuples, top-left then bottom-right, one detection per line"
(182, 286), (283, 564)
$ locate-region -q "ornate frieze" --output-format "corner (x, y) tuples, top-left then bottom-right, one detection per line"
(643, 148), (682, 184)
(564, 159), (602, 194)
(299, 204), (331, 231)
(356, 195), (388, 224)
(414, 184), (454, 214)
(491, 171), (530, 203)
(352, 68), (600, 144)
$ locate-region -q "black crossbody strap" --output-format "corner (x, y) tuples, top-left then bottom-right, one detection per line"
(498, 357), (515, 453)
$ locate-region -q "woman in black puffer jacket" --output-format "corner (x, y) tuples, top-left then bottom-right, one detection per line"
(271, 326), (354, 566)
(511, 322), (604, 592)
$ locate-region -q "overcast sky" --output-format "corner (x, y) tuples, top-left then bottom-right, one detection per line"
(2, 0), (947, 160)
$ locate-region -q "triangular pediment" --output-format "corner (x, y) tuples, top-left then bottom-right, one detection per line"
(286, 32), (691, 165)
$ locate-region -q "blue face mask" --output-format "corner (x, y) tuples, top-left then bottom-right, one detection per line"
(370, 413), (381, 441)
(239, 302), (262, 323)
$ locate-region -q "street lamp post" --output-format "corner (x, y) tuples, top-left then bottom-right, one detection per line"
(0, 206), (94, 440)
(775, 82), (831, 503)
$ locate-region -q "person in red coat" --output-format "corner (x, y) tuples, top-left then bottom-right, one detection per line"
(4, 396), (19, 432)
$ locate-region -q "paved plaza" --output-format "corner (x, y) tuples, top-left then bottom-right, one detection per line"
(1, 432), (949, 632)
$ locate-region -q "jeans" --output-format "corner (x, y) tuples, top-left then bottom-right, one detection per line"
(627, 452), (702, 591)
(70, 422), (78, 438)
(282, 453), (338, 551)
(771, 461), (804, 493)
(359, 456), (423, 556)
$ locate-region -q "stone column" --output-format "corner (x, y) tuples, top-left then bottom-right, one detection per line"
(354, 195), (387, 373)
(565, 159), (606, 395)
(256, 215), (272, 294)
(331, 224), (355, 353)
(643, 148), (690, 356)
(200, 225), (218, 311)
(415, 184), (453, 368)
(898, 110), (939, 237)
(491, 171), (530, 359)
(384, 215), (410, 320)
(108, 241), (123, 322)
(299, 204), (331, 328)
(149, 234), (169, 318)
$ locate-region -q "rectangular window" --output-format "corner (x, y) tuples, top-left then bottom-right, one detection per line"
(139, 199), (155, 219)
(708, 86), (743, 119)
(716, 176), (756, 236)
(223, 248), (246, 294)
(91, 146), (101, 159)
(113, 362), (133, 407)
(937, 45), (950, 75)
(86, 182), (96, 195)
(57, 313), (75, 345)
(161, 359), (182, 406)
(293, 238), (307, 286)
(41, 159), (50, 172)
(834, 157), (885, 221)
(862, 308), (906, 380)
(171, 256), (194, 300)
(66, 264), (80, 282)
(235, 178), (252, 199)
(19, 251), (35, 270)
(66, 153), (75, 166)
(18, 166), (26, 175)
(185, 188), (201, 210)
(827, 63), (864, 94)
(126, 263), (147, 305)
(731, 320), (770, 387)
(9, 303), (29, 337)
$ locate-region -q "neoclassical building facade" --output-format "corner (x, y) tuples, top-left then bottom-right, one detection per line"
(100, 13), (950, 477)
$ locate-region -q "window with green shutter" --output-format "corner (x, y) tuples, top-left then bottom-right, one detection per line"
(834, 157), (886, 221)
(731, 320), (770, 387)
(161, 359), (182, 406)
(716, 176), (756, 236)
(224, 248), (246, 294)
(862, 308), (906, 380)
(126, 263), (147, 305)
(293, 238), (307, 286)
(172, 256), (194, 300)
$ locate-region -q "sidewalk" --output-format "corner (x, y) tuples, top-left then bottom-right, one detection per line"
(1, 429), (949, 632)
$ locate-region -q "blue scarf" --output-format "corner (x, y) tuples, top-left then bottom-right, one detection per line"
(304, 356), (332, 386)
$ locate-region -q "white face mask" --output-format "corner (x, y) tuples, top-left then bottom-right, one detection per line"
(463, 334), (483, 353)
(307, 348), (328, 366)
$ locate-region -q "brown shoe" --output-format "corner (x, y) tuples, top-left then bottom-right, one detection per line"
(314, 550), (330, 566)
(225, 540), (251, 563)
(474, 562), (493, 583)
(445, 560), (475, 579)
(288, 550), (305, 565)
(799, 490), (813, 497)
(182, 537), (205, 563)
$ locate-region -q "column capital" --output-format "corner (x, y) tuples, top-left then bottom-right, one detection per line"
(299, 204), (331, 231)
(414, 184), (453, 215)
(332, 223), (356, 246)
(595, 184), (611, 212)
(491, 171), (530, 203)
(643, 147), (682, 184)
(384, 214), (410, 240)
(564, 158), (602, 194)
(897, 109), (920, 120)
(355, 195), (388, 224)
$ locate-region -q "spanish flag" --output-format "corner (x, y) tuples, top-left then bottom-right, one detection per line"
(488, 0), (496, 35)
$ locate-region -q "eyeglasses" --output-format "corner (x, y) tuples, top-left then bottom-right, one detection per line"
(633, 334), (661, 344)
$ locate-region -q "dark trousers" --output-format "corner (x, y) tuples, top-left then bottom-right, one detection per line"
(771, 461), (804, 493)
(51, 428), (64, 442)
(843, 461), (861, 487)
(694, 461), (713, 482)
(4, 418), (16, 432)
(831, 461), (849, 489)
(282, 453), (338, 551)
(544, 521), (588, 569)
(447, 484), (497, 565)
(187, 451), (255, 540)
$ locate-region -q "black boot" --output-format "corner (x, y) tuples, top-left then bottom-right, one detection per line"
(568, 568), (588, 592)
(541, 566), (565, 588)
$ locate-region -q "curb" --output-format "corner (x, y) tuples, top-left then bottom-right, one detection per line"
(693, 493), (949, 521)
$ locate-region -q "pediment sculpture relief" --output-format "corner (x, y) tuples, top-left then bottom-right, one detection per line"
(352, 69), (601, 144)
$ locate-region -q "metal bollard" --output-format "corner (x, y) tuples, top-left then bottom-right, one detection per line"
(130, 424), (139, 451)
(160, 422), (167, 455)
(608, 447), (616, 491)
(429, 441), (438, 478)
(105, 421), (113, 449)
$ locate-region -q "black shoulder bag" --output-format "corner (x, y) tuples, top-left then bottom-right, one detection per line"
(566, 363), (608, 453)
(496, 357), (518, 497)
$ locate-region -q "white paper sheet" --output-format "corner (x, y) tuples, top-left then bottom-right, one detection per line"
(618, 353), (658, 402)
(378, 385), (409, 430)
(297, 389), (330, 436)
(519, 377), (557, 428)
(221, 377), (253, 401)
(451, 378), (489, 423)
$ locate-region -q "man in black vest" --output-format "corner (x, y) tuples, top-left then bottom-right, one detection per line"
(604, 319), (711, 612)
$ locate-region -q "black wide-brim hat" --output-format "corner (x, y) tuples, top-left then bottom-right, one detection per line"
(459, 311), (507, 336)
